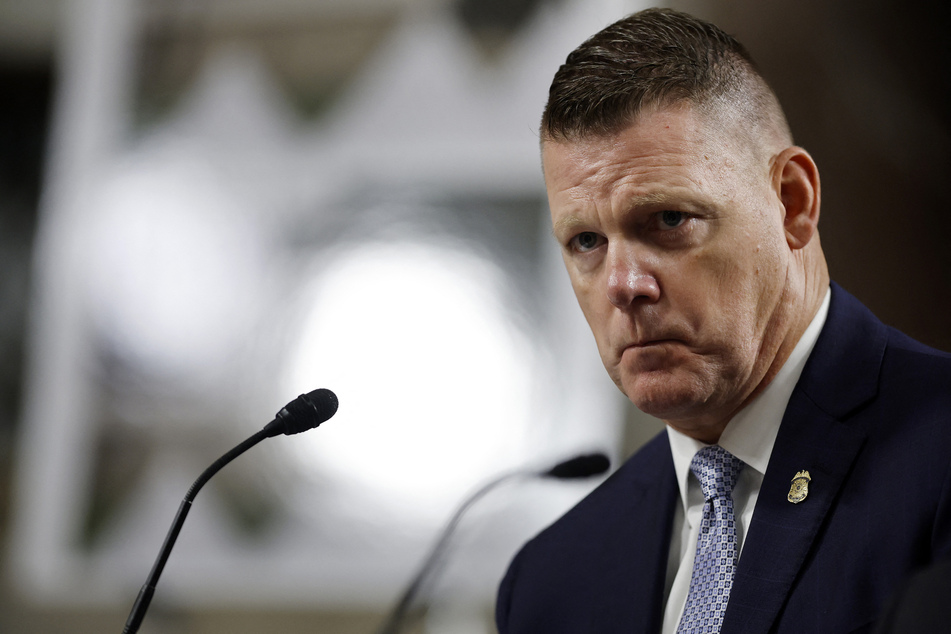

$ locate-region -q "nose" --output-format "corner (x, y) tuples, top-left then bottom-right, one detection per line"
(606, 248), (660, 308)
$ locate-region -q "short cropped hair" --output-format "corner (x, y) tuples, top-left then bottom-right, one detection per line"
(541, 8), (792, 148)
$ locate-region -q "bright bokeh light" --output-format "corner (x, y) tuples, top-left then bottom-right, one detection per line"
(84, 157), (263, 383)
(284, 238), (534, 520)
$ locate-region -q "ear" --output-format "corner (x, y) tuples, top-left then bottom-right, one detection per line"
(773, 147), (821, 249)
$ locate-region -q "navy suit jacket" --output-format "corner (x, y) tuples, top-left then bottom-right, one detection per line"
(497, 284), (951, 633)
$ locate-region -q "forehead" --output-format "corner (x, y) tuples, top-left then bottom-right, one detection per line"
(544, 107), (723, 185)
(542, 106), (769, 235)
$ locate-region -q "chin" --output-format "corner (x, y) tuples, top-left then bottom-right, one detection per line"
(623, 372), (711, 422)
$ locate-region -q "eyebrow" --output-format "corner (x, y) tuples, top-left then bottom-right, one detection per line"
(551, 190), (694, 238)
(552, 215), (588, 238)
(632, 191), (684, 208)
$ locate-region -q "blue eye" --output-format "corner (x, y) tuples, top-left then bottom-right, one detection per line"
(573, 232), (601, 252)
(659, 210), (686, 229)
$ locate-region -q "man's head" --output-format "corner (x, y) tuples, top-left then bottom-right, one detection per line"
(542, 8), (791, 156)
(542, 9), (829, 442)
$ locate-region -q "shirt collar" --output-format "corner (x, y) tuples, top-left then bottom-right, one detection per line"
(667, 287), (831, 512)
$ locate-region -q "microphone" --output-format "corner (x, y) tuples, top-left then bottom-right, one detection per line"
(541, 452), (611, 479)
(121, 388), (338, 634)
(263, 388), (339, 437)
(376, 452), (610, 634)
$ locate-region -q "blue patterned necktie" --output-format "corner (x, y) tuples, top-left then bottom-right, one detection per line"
(676, 445), (746, 634)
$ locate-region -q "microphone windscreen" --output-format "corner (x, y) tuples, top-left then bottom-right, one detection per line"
(272, 388), (339, 435)
(542, 452), (610, 479)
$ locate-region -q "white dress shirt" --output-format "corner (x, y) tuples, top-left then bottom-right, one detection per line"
(660, 288), (831, 634)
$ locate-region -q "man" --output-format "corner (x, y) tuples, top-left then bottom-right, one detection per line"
(496, 8), (951, 634)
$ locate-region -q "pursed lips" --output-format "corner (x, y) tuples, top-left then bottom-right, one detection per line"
(618, 337), (685, 360)
(612, 315), (693, 362)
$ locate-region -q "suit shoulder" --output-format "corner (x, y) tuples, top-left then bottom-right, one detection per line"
(519, 431), (673, 553)
(883, 325), (951, 369)
(497, 431), (676, 632)
(806, 284), (951, 418)
(877, 326), (951, 411)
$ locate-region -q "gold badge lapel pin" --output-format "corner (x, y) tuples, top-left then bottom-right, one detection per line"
(787, 470), (811, 503)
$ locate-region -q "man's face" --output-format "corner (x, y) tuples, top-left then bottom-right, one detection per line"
(544, 105), (794, 441)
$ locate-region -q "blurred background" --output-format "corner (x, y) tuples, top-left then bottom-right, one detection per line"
(0, 0), (948, 632)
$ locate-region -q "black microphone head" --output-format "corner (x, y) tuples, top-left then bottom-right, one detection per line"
(542, 452), (610, 479)
(268, 388), (338, 436)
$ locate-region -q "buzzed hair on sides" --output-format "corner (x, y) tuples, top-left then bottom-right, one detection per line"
(541, 8), (792, 151)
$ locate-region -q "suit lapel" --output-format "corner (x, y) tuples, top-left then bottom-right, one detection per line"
(722, 284), (886, 633)
(723, 395), (866, 632)
(595, 433), (679, 633)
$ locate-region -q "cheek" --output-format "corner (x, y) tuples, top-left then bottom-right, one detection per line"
(569, 276), (608, 331)
(568, 275), (622, 369)
(683, 246), (776, 340)
(673, 249), (744, 319)
(701, 243), (788, 369)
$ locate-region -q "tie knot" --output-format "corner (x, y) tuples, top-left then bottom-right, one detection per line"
(690, 445), (744, 501)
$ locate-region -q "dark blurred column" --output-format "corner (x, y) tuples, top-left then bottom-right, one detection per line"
(675, 0), (951, 351)
(0, 60), (52, 516)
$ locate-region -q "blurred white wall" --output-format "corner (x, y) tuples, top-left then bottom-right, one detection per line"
(9, 0), (654, 630)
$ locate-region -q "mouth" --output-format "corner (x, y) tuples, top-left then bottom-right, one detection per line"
(625, 338), (680, 350)
(619, 338), (687, 367)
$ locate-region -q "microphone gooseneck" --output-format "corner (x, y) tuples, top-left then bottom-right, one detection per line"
(121, 389), (338, 634)
(376, 451), (610, 634)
